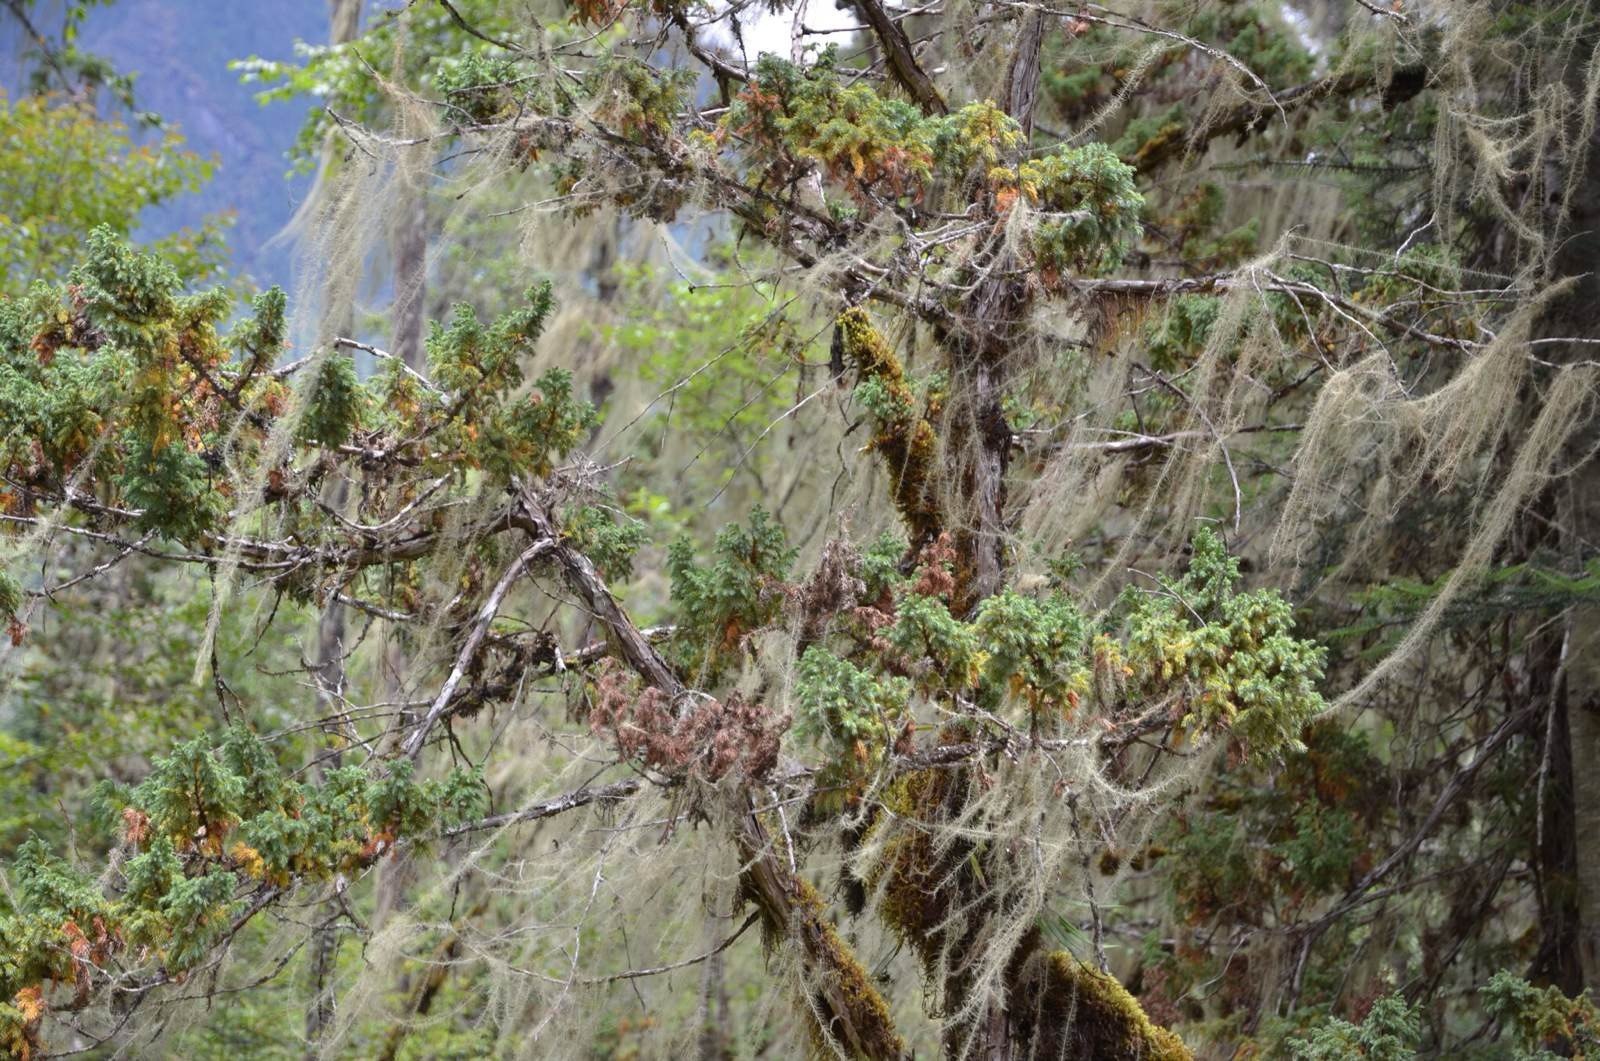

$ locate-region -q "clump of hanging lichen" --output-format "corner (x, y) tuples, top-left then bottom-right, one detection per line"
(866, 764), (964, 965)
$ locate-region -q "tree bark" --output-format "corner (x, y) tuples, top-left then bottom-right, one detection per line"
(391, 180), (427, 372)
(1540, 4), (1600, 991)
(327, 0), (361, 45)
(1530, 618), (1581, 992)
(1001, 10), (1046, 142)
(848, 0), (946, 115)
(1566, 659), (1600, 988)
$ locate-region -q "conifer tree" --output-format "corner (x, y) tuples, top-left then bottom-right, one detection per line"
(3, 0), (1600, 1057)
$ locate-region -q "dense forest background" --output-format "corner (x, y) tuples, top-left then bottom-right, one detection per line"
(0, 0), (1597, 1058)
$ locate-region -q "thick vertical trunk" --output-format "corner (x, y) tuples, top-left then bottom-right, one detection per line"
(1568, 669), (1600, 987)
(1001, 10), (1045, 142)
(1531, 622), (1582, 992)
(303, 915), (342, 1058)
(940, 277), (1019, 614)
(373, 139), (429, 933)
(327, 0), (361, 45)
(964, 351), (1011, 608)
(941, 9), (1047, 614)
(924, 23), (1033, 1032)
(696, 909), (734, 1060)
(1540, 1), (1600, 992)
(391, 181), (427, 371)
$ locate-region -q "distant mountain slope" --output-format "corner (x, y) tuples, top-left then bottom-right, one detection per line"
(75, 0), (331, 288)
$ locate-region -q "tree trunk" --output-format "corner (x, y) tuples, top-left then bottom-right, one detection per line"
(697, 906), (735, 1060)
(731, 808), (905, 1059)
(1530, 619), (1581, 992)
(372, 127), (429, 933)
(328, 0), (361, 45)
(391, 179), (427, 371)
(1567, 664), (1600, 988)
(1541, 3), (1600, 991)
(1001, 10), (1046, 142)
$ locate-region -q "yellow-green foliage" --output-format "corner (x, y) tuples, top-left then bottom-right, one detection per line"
(434, 50), (520, 125)
(587, 56), (697, 142)
(932, 99), (1027, 185)
(0, 232), (598, 550)
(793, 647), (911, 754)
(1124, 527), (1325, 759)
(972, 588), (1091, 714)
(726, 50), (937, 203)
(0, 91), (225, 292)
(0, 728), (486, 1050)
(726, 54), (1142, 274)
(1484, 971), (1600, 1058)
(1017, 143), (1144, 275)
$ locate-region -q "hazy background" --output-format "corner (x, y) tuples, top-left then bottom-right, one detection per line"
(2, 0), (328, 288)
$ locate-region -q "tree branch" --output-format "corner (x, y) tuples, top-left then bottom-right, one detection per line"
(401, 539), (553, 760)
(511, 485), (684, 696)
(1130, 65), (1427, 173)
(848, 0), (947, 114)
(444, 778), (647, 836)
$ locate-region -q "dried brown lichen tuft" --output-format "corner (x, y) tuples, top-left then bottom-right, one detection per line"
(588, 664), (788, 781)
(791, 535), (866, 648)
(910, 534), (959, 601)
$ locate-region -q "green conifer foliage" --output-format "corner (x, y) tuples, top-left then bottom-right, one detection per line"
(9, 0), (1599, 1053)
(0, 727), (486, 1050)
(668, 507), (796, 679)
(1124, 527), (1326, 759)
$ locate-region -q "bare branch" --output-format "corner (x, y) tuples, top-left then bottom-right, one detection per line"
(401, 539), (554, 760)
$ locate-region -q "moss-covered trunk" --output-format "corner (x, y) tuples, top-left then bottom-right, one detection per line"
(734, 808), (905, 1058)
